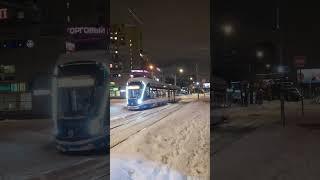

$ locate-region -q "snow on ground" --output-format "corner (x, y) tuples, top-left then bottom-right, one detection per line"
(111, 97), (210, 179)
(0, 119), (105, 179)
(213, 99), (320, 180)
(110, 99), (128, 117)
(110, 156), (200, 180)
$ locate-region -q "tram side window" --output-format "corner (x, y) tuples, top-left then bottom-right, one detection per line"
(150, 87), (156, 99)
(145, 85), (151, 99)
(160, 89), (166, 97)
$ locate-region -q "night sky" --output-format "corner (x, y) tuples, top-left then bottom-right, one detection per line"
(111, 0), (210, 78)
(213, 0), (320, 80)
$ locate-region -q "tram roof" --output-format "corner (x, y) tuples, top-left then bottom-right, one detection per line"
(127, 77), (180, 90)
(55, 50), (110, 66)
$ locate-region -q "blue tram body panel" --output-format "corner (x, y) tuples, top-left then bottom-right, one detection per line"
(55, 117), (108, 152)
(126, 77), (178, 111)
(52, 57), (109, 152)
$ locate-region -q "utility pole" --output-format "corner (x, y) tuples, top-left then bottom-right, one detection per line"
(128, 8), (144, 70)
(276, 7), (283, 66)
(276, 5), (286, 126)
(196, 63), (199, 100)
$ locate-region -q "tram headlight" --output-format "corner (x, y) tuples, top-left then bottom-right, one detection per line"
(88, 120), (101, 135)
(138, 98), (142, 105)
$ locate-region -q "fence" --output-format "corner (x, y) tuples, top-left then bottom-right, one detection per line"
(0, 92), (32, 112)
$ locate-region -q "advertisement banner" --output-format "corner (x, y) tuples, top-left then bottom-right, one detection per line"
(297, 69), (320, 83)
(65, 25), (109, 52)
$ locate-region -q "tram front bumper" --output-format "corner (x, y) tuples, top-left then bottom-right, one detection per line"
(127, 105), (140, 110)
(55, 136), (107, 152)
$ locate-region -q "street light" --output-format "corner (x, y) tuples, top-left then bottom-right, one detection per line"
(256, 50), (264, 59)
(149, 65), (154, 70)
(277, 65), (285, 73)
(266, 64), (271, 69)
(190, 77), (193, 81)
(222, 24), (233, 36)
(174, 68), (184, 86)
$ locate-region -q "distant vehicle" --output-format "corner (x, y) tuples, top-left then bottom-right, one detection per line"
(126, 77), (179, 110)
(52, 51), (109, 152)
(180, 87), (189, 95)
(278, 81), (302, 101)
(230, 81), (241, 101)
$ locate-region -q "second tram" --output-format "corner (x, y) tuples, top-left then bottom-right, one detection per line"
(126, 77), (179, 110)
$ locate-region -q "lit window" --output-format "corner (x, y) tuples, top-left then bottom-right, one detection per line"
(0, 8), (8, 20)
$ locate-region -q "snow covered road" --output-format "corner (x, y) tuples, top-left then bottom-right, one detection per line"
(110, 95), (210, 179)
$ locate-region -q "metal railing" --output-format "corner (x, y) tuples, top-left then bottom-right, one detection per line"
(0, 92), (32, 112)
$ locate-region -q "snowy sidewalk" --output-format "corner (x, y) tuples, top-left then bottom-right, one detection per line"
(214, 102), (320, 180)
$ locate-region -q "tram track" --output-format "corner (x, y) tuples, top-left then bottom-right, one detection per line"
(110, 103), (178, 129)
(26, 158), (108, 180)
(110, 103), (186, 149)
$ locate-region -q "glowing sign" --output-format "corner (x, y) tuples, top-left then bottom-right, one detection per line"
(33, 89), (50, 96)
(127, 85), (140, 90)
(131, 70), (149, 73)
(203, 83), (210, 88)
(0, 8), (8, 20)
(65, 41), (75, 52)
(67, 27), (106, 35)
(26, 40), (34, 48)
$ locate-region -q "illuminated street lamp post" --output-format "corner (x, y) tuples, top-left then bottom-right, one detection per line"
(256, 50), (264, 59)
(174, 68), (184, 86)
(222, 24), (233, 36)
(148, 64), (155, 79)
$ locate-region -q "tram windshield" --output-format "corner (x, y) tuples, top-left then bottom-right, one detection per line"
(58, 86), (95, 118)
(127, 82), (143, 99)
(56, 63), (103, 118)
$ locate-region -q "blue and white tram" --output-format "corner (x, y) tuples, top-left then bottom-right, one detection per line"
(126, 77), (179, 110)
(52, 51), (109, 152)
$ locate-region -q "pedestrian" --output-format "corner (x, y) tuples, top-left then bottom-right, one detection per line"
(258, 87), (264, 105)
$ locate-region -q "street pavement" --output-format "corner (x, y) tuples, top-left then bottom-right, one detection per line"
(110, 99), (127, 117)
(0, 94), (205, 179)
(0, 119), (107, 179)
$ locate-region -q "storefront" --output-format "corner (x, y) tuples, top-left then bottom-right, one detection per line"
(110, 81), (126, 98)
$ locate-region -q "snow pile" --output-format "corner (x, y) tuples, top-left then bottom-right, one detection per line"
(111, 99), (210, 179)
(110, 157), (202, 180)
